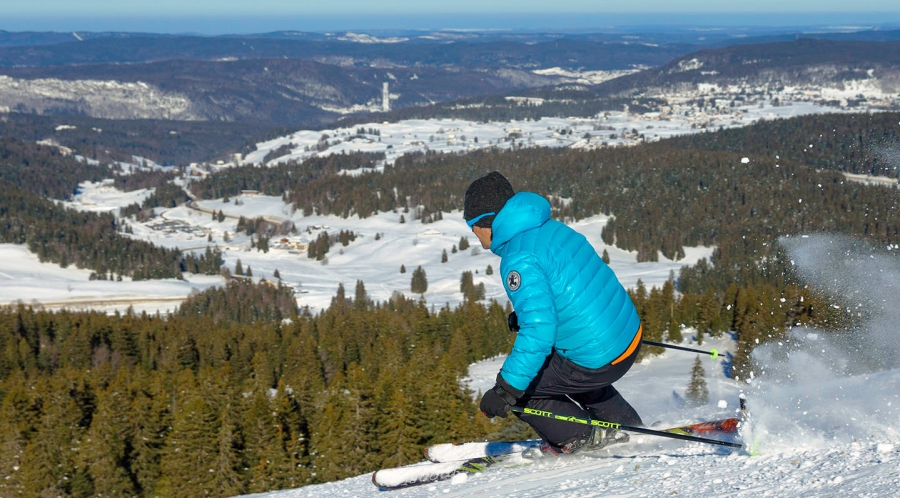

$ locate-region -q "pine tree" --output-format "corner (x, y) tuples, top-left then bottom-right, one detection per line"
(460, 271), (483, 301)
(602, 248), (610, 264)
(685, 357), (709, 407)
(354, 280), (368, 310)
(19, 373), (90, 497)
(399, 264), (406, 274)
(410, 266), (428, 294)
(378, 388), (421, 468)
(235, 259), (244, 276)
(441, 249), (448, 263)
(128, 371), (170, 495)
(459, 236), (470, 250)
(210, 405), (244, 497)
(244, 390), (284, 493)
(80, 376), (138, 497)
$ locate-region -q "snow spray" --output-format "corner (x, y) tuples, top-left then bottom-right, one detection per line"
(743, 234), (900, 451)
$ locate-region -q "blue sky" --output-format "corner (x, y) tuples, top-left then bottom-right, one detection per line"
(5, 1), (900, 16)
(3, 1), (900, 33)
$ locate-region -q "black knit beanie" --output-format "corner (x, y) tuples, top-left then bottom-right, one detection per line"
(464, 172), (515, 228)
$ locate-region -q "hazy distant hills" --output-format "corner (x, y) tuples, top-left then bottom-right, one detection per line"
(1, 30), (900, 128)
(0, 57), (567, 125)
(0, 33), (689, 126)
(594, 38), (900, 97)
(0, 35), (690, 69)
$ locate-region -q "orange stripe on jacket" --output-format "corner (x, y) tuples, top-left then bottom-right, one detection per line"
(611, 325), (642, 365)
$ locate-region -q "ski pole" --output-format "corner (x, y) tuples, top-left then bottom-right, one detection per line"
(510, 406), (742, 449)
(643, 340), (719, 359)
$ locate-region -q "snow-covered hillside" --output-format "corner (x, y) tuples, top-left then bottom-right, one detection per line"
(0, 182), (712, 314)
(242, 234), (900, 497)
(0, 75), (199, 120)
(241, 101), (854, 168)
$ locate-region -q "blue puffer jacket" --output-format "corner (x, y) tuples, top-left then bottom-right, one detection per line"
(491, 192), (641, 392)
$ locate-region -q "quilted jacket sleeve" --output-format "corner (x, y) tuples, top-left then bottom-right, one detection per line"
(499, 252), (558, 392)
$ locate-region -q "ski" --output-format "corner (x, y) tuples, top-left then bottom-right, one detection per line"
(425, 417), (740, 463)
(425, 438), (541, 463)
(372, 454), (512, 490)
(373, 416), (742, 490)
(661, 417), (740, 437)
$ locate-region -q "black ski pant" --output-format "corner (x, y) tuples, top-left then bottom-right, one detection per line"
(512, 336), (643, 448)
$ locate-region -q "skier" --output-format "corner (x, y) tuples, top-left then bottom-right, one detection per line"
(465, 171), (644, 456)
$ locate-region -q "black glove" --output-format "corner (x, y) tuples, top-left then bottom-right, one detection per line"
(507, 312), (520, 332)
(480, 384), (518, 418)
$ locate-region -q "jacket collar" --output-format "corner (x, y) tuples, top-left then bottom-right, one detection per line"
(490, 192), (551, 255)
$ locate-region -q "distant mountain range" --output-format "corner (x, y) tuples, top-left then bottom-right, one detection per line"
(0, 33), (689, 126)
(0, 29), (899, 128)
(0, 58), (565, 125)
(0, 35), (690, 69)
(593, 38), (900, 97)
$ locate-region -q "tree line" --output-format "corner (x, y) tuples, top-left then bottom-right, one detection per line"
(0, 282), (514, 497)
(0, 264), (855, 497)
(182, 110), (899, 385)
(0, 138), (221, 280)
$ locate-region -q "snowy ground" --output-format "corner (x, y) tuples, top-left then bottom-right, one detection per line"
(1, 183), (712, 315)
(240, 101), (859, 169)
(4, 100), (885, 316)
(239, 234), (900, 497)
(0, 244), (223, 315)
(61, 178), (154, 216)
(244, 333), (900, 497)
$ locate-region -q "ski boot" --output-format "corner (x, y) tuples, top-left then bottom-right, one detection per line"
(521, 440), (564, 459)
(583, 426), (630, 451)
(522, 427), (630, 459)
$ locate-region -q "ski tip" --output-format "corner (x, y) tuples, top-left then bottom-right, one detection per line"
(371, 471), (393, 491)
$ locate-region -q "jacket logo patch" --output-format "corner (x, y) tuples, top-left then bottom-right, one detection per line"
(506, 271), (521, 291)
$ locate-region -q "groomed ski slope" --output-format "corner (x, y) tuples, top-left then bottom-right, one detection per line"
(245, 234), (900, 497)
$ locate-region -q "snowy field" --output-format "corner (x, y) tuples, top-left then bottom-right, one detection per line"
(0, 187), (712, 315)
(7, 99), (861, 315)
(0, 244), (223, 315)
(241, 101), (857, 169)
(61, 178), (155, 216)
(243, 235), (900, 497)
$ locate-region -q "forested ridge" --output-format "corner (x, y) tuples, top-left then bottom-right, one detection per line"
(0, 273), (847, 496)
(0, 138), (220, 280)
(0, 113), (274, 165)
(0, 284), (515, 496)
(191, 111), (900, 272)
(670, 111), (900, 177)
(332, 95), (663, 127)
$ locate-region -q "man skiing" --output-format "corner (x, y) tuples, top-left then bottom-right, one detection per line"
(464, 171), (644, 456)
